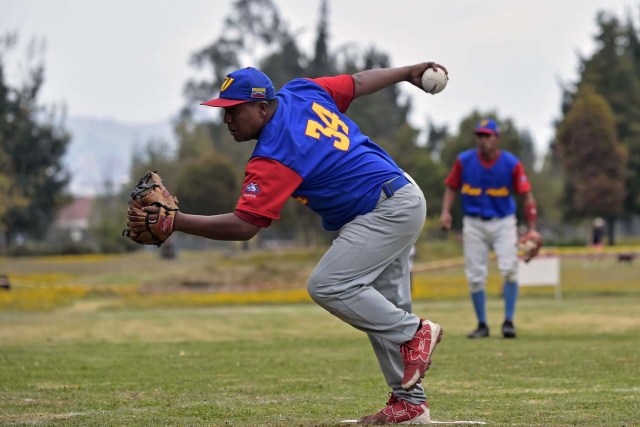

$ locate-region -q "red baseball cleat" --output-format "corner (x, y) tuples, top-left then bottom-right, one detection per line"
(359, 393), (431, 424)
(400, 320), (442, 390)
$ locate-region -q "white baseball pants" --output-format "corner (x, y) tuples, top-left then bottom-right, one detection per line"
(462, 214), (519, 291)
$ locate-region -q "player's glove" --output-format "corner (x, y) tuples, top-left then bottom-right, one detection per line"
(518, 230), (543, 263)
(123, 171), (179, 247)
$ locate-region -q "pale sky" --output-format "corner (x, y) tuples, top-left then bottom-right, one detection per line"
(1, 0), (636, 157)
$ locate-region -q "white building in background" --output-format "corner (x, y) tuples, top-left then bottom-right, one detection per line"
(50, 196), (95, 246)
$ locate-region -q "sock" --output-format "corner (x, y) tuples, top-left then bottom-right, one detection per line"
(503, 281), (518, 321)
(470, 290), (487, 325)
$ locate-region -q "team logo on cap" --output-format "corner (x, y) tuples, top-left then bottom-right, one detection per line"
(251, 88), (266, 99)
(479, 119), (490, 127)
(220, 77), (234, 92)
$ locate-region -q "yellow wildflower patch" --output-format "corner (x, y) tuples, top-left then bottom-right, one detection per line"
(0, 286), (87, 310)
(119, 288), (312, 309)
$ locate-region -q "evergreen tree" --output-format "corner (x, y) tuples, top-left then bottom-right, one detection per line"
(532, 140), (566, 228)
(183, 0), (290, 113)
(556, 86), (626, 242)
(130, 139), (178, 189)
(424, 120), (449, 161)
(562, 10), (640, 217)
(176, 154), (238, 216)
(347, 48), (412, 142)
(307, 0), (333, 78)
(0, 34), (70, 248)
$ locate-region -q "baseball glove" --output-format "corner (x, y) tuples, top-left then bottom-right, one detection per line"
(123, 171), (179, 247)
(518, 230), (543, 263)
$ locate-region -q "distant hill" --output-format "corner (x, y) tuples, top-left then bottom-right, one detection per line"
(64, 116), (175, 195)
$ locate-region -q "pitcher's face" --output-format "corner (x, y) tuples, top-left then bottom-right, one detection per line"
(222, 101), (269, 142)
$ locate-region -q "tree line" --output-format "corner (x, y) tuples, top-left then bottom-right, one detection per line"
(0, 34), (70, 254)
(1, 0), (639, 254)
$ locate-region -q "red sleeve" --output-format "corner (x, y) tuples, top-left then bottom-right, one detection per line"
(234, 157), (303, 227)
(444, 158), (463, 190)
(512, 162), (532, 194)
(234, 211), (272, 228)
(307, 75), (355, 113)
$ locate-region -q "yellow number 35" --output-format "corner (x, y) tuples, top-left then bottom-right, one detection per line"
(305, 102), (350, 151)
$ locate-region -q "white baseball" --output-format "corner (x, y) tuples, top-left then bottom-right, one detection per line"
(421, 67), (448, 94)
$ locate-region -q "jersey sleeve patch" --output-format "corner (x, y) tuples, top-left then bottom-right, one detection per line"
(235, 157), (303, 222)
(307, 75), (355, 113)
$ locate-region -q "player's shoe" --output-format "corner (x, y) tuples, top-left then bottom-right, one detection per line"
(467, 323), (489, 339)
(359, 393), (431, 424)
(502, 320), (516, 338)
(400, 319), (442, 390)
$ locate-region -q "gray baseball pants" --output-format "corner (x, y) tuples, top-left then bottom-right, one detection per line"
(308, 178), (428, 403)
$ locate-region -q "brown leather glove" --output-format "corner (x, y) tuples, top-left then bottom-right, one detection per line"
(518, 230), (543, 263)
(123, 171), (178, 247)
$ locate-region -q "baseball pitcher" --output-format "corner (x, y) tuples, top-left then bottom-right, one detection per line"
(126, 64), (449, 424)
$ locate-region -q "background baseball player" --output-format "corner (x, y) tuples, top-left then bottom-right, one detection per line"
(127, 63), (447, 424)
(439, 119), (540, 339)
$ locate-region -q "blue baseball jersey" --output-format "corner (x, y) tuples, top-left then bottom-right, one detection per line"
(446, 149), (531, 218)
(249, 78), (403, 230)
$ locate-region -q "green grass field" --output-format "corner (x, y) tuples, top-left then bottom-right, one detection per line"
(0, 249), (639, 426)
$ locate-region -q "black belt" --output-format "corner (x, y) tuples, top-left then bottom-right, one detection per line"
(467, 215), (500, 221)
(382, 174), (411, 198)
